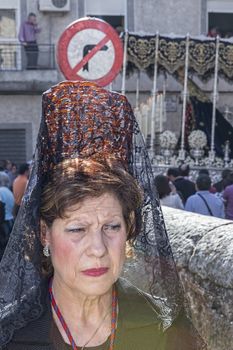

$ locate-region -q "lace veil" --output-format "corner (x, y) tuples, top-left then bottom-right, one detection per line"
(0, 81), (188, 347)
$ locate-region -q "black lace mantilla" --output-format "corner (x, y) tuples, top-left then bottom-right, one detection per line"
(0, 81), (205, 348)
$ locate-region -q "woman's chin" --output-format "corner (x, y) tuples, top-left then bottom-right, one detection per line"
(75, 276), (115, 297)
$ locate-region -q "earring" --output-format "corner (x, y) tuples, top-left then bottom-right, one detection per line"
(43, 244), (50, 257)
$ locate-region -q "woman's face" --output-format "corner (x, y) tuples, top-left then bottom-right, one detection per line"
(44, 192), (127, 297)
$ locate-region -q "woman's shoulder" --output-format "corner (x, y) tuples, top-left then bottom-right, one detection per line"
(115, 278), (166, 349)
(116, 278), (206, 350)
(117, 278), (171, 328)
(161, 193), (183, 209)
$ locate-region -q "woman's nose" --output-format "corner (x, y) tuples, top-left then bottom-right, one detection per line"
(86, 229), (107, 257)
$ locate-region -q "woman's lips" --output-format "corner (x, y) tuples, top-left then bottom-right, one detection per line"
(81, 267), (109, 277)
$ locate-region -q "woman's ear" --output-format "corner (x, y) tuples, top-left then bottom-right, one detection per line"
(40, 220), (50, 247)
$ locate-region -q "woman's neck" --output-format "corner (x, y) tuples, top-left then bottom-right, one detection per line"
(51, 276), (113, 347)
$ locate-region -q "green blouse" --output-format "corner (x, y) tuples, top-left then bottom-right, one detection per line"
(52, 278), (165, 350)
(5, 278), (205, 350)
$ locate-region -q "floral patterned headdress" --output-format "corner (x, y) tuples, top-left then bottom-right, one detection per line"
(40, 81), (134, 174)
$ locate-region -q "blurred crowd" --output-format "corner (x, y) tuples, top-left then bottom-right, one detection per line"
(0, 159), (30, 259)
(154, 164), (233, 220)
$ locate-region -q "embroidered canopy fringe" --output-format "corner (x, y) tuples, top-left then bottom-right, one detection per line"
(123, 32), (233, 82)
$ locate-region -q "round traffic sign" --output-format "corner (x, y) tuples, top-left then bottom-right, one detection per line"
(57, 17), (123, 87)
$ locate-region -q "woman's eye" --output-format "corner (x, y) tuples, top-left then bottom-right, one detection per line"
(66, 228), (85, 233)
(104, 224), (121, 232)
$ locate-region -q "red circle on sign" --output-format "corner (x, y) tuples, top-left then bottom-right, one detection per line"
(57, 17), (123, 87)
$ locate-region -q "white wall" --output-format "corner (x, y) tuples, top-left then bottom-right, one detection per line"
(0, 95), (41, 155)
(134, 0), (202, 35)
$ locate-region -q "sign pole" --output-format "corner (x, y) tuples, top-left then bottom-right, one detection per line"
(121, 31), (128, 95)
(178, 34), (190, 161)
(124, 0), (128, 32)
(150, 32), (159, 156)
(209, 35), (220, 163)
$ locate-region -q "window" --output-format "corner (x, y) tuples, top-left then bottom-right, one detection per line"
(86, 15), (124, 34)
(208, 13), (233, 38)
(85, 0), (125, 32)
(207, 1), (233, 38)
(0, 129), (26, 165)
(0, 9), (16, 38)
(0, 0), (20, 69)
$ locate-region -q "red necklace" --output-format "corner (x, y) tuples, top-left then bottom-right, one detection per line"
(49, 280), (117, 350)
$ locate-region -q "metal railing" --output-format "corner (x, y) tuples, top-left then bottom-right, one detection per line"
(0, 43), (56, 70)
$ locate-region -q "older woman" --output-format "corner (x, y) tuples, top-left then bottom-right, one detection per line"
(0, 81), (205, 350)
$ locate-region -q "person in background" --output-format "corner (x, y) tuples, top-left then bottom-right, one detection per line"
(8, 163), (18, 190)
(167, 167), (184, 200)
(179, 163), (191, 179)
(167, 165), (196, 205)
(0, 193), (5, 224)
(3, 160), (17, 190)
(222, 172), (233, 220)
(12, 163), (29, 217)
(198, 169), (216, 194)
(185, 174), (225, 218)
(167, 167), (180, 182)
(0, 172), (14, 259)
(0, 161), (4, 171)
(3, 159), (12, 174)
(0, 160), (11, 188)
(213, 169), (231, 194)
(207, 27), (221, 38)
(154, 174), (184, 210)
(18, 12), (41, 69)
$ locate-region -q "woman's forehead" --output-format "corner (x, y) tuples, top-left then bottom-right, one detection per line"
(64, 193), (123, 217)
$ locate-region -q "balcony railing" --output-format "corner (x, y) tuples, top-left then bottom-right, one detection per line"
(0, 43), (56, 70)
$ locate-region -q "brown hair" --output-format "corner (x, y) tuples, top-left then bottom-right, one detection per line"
(40, 158), (143, 240)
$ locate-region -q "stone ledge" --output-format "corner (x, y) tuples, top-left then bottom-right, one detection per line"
(162, 206), (233, 350)
(0, 70), (59, 93)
